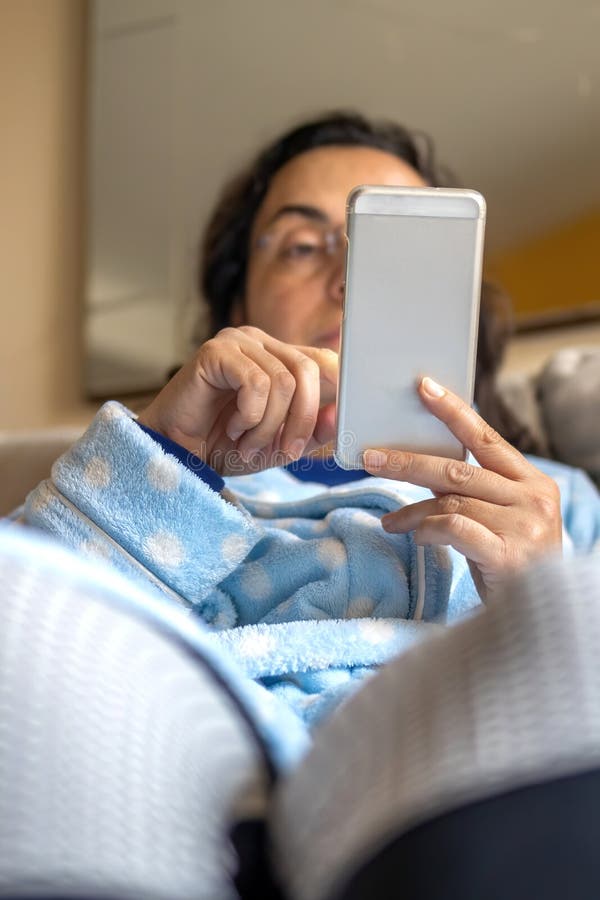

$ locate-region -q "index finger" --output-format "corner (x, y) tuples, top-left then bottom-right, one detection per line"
(293, 345), (339, 404)
(363, 447), (516, 504)
(417, 376), (535, 481)
(239, 329), (339, 403)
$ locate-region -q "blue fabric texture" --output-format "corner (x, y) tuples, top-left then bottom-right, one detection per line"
(22, 401), (600, 740)
(135, 420), (225, 494)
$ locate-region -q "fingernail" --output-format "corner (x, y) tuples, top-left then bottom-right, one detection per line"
(421, 376), (445, 398)
(287, 439), (306, 460)
(363, 449), (387, 468)
(227, 427), (244, 442)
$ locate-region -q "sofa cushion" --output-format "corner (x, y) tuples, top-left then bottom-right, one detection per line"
(537, 347), (600, 483)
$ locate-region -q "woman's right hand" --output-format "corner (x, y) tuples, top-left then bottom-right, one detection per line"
(136, 326), (339, 476)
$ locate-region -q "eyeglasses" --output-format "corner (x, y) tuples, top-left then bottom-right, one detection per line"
(254, 222), (347, 280)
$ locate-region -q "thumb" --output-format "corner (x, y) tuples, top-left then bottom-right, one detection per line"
(311, 402), (337, 447)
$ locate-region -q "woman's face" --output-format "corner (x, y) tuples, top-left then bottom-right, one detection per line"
(237, 145), (427, 350)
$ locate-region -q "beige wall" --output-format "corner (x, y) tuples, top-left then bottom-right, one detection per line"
(0, 0), (97, 430)
(1, 0), (597, 432)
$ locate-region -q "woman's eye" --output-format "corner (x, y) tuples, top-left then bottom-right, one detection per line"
(281, 242), (322, 259)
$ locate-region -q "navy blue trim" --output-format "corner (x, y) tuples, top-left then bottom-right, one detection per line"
(136, 421), (368, 490)
(135, 422), (225, 494)
(285, 456), (369, 486)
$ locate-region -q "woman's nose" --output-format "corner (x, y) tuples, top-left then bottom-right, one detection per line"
(326, 245), (346, 306)
(327, 238), (347, 304)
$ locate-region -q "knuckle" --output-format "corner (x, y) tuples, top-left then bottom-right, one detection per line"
(195, 339), (220, 374)
(271, 366), (296, 396)
(531, 484), (560, 520)
(545, 476), (561, 502)
(238, 325), (264, 341)
(445, 512), (466, 534)
(477, 421), (499, 447)
(295, 355), (320, 379)
(527, 518), (548, 545)
(247, 370), (270, 395)
(215, 326), (238, 342)
(529, 472), (560, 517)
(198, 336), (218, 357)
(438, 493), (464, 515)
(446, 462), (473, 488)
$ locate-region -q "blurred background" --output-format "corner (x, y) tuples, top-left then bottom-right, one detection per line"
(1, 0), (599, 430)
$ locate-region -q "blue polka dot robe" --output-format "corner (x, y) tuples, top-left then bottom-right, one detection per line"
(23, 402), (600, 767)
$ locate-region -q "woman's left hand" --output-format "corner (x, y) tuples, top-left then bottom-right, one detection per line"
(363, 376), (563, 603)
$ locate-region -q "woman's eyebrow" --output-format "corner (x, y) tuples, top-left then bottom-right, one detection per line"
(265, 204), (330, 227)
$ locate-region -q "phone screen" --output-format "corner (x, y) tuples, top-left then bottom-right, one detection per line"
(335, 188), (485, 469)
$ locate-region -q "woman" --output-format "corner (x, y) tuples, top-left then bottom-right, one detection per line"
(11, 111), (600, 899)
(136, 111), (565, 605)
(23, 109), (598, 724)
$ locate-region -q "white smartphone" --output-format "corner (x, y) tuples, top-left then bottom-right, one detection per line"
(334, 185), (486, 470)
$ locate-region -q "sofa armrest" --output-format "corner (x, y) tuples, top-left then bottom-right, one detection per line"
(0, 427), (84, 517)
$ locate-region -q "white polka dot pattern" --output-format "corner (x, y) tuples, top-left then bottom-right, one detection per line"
(146, 454), (181, 492)
(346, 596), (375, 619)
(221, 534), (250, 564)
(27, 486), (51, 515)
(143, 531), (186, 568)
(240, 564), (273, 601)
(316, 538), (347, 570)
(99, 402), (121, 422)
(357, 619), (397, 644)
(83, 456), (111, 489)
(311, 519), (329, 533)
(351, 510), (380, 528)
(254, 490), (280, 503)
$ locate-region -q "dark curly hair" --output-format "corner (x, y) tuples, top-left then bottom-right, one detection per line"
(198, 110), (541, 453)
